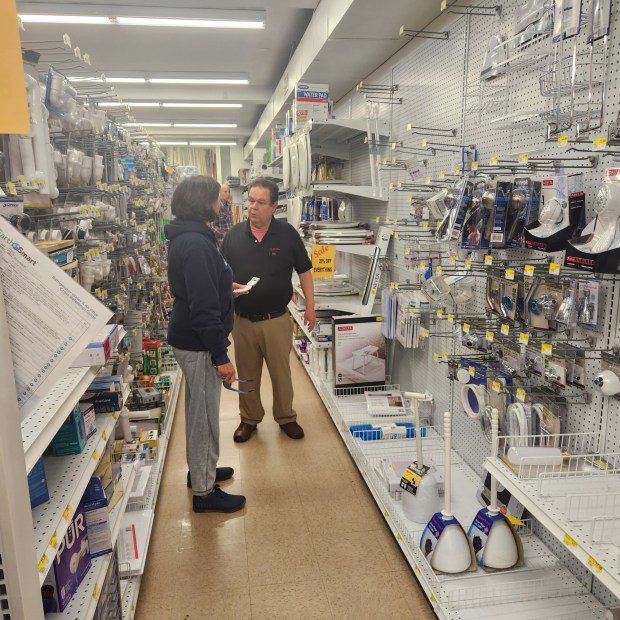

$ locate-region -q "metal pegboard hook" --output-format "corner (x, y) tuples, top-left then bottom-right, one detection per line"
(399, 26), (449, 40)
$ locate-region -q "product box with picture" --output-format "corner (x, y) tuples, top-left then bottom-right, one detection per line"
(332, 315), (386, 389)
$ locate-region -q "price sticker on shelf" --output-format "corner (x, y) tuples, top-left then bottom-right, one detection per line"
(49, 532), (58, 548)
(519, 332), (530, 345)
(102, 431), (107, 441)
(93, 584), (100, 600)
(557, 135), (569, 144)
(588, 556), (603, 572)
(549, 262), (561, 275)
(437, 309), (444, 318)
(454, 164), (462, 173)
(405, 247), (411, 255)
(490, 155), (499, 165)
(450, 256), (457, 264)
(471, 161), (479, 171)
(419, 261), (427, 269)
(501, 323), (510, 335)
(524, 264), (535, 277)
(393, 231), (399, 238)
(505, 268), (515, 281)
(423, 221), (429, 229)
(564, 533), (577, 547)
(38, 554), (48, 573)
(518, 153), (529, 163)
(6, 182), (16, 195)
(516, 388), (526, 402)
(492, 381), (502, 393)
(62, 505), (72, 522)
(593, 137), (608, 150)
(92, 448), (99, 461)
(422, 138), (428, 147)
(448, 313), (455, 323)
(463, 323), (471, 333)
(442, 352), (449, 360)
(484, 255), (493, 265)
(486, 331), (495, 342)
(424, 176), (431, 184)
(433, 353), (440, 362)
(375, 216), (380, 223)
(440, 0), (447, 10)
(421, 327), (430, 337)
(439, 170), (446, 178)
(385, 216), (391, 224)
(17, 175), (26, 183)
(469, 366), (476, 377)
(436, 265), (443, 274)
(465, 259), (472, 268)
(397, 180), (403, 188)
(409, 309), (416, 316)
(541, 343), (553, 356)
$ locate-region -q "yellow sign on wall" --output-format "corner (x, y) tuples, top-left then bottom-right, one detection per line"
(0, 1), (30, 134)
(311, 244), (335, 279)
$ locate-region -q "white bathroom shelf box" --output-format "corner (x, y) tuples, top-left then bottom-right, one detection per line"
(22, 365), (103, 473)
(485, 455), (620, 597)
(34, 410), (119, 585)
(46, 464), (137, 620)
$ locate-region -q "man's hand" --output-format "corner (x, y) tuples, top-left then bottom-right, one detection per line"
(216, 362), (236, 383)
(232, 282), (250, 298)
(304, 306), (316, 331)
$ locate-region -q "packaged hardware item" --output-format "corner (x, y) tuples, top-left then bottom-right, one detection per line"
(481, 34), (507, 80)
(490, 181), (513, 246)
(293, 82), (329, 129)
(142, 338), (161, 376)
(79, 478), (112, 558)
(332, 315), (386, 389)
(70, 324), (118, 368)
(461, 177), (493, 250)
(553, 0), (582, 41)
(28, 458), (49, 509)
(576, 280), (601, 329)
(507, 178), (541, 247)
(51, 404), (87, 456)
(41, 505), (91, 612)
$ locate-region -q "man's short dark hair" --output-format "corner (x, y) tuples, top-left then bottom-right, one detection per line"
(248, 177), (278, 205)
(171, 175), (221, 221)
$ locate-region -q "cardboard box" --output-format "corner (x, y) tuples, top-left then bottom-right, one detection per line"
(82, 374), (125, 413)
(28, 458), (49, 509)
(80, 402), (97, 439)
(71, 324), (118, 368)
(332, 316), (386, 389)
(41, 505), (91, 612)
(293, 82), (329, 129)
(52, 405), (87, 456)
(80, 478), (112, 558)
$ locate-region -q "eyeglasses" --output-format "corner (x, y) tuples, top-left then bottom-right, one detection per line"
(223, 378), (255, 393)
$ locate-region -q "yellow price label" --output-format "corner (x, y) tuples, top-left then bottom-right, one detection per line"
(436, 265), (443, 274)
(524, 264), (535, 277)
(490, 155), (499, 165)
(442, 352), (449, 360)
(49, 532), (58, 548)
(492, 381), (502, 393)
(102, 431), (107, 441)
(558, 135), (569, 144)
(93, 584), (100, 599)
(469, 366), (476, 376)
(396, 533), (403, 541)
(519, 332), (529, 345)
(506, 514), (525, 526)
(63, 505), (72, 522)
(501, 324), (509, 335)
(406, 123), (412, 131)
(549, 262), (561, 275)
(463, 323), (471, 333)
(433, 353), (440, 362)
(421, 328), (429, 337)
(471, 161), (479, 171)
(38, 554), (48, 573)
(404, 247), (411, 255)
(6, 182), (16, 195)
(449, 256), (456, 263)
(419, 261), (427, 268)
(516, 388), (526, 402)
(486, 331), (494, 342)
(588, 556), (603, 572)
(424, 176), (431, 184)
(454, 164), (462, 173)
(484, 255), (493, 265)
(564, 533), (577, 547)
(593, 137), (608, 150)
(518, 153), (529, 163)
(465, 259), (472, 268)
(505, 268), (515, 280)
(437, 309), (444, 318)
(541, 343), (553, 356)
(422, 138), (427, 147)
(92, 449), (99, 460)
(389, 182), (395, 189)
(375, 216), (380, 223)
(439, 170), (445, 178)
(423, 221), (429, 229)
(448, 313), (455, 323)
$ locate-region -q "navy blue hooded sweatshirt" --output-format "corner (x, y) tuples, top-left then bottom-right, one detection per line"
(165, 219), (233, 365)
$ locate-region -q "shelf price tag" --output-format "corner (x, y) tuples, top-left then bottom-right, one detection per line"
(49, 532), (58, 548)
(433, 353), (440, 362)
(486, 331), (495, 342)
(541, 343), (553, 356)
(518, 153), (529, 163)
(454, 164), (462, 173)
(516, 388), (526, 402)
(490, 155), (499, 165)
(593, 137), (608, 150)
(421, 327), (430, 337)
(505, 268), (515, 281)
(440, 0), (447, 10)
(501, 324), (510, 335)
(439, 170), (446, 178)
(492, 381), (502, 393)
(375, 216), (380, 223)
(38, 554), (48, 573)
(469, 365), (476, 377)
(93, 583), (100, 599)
(549, 262), (561, 275)
(62, 505), (72, 522)
(419, 261), (427, 269)
(588, 556), (603, 572)
(449, 256), (456, 264)
(558, 135), (569, 144)
(463, 323), (471, 333)
(422, 138), (427, 147)
(471, 161), (479, 171)
(465, 259), (472, 268)
(524, 264), (535, 277)
(484, 255), (493, 265)
(564, 533), (577, 547)
(442, 352), (449, 360)
(424, 176), (431, 184)
(436, 265), (443, 274)
(448, 313), (455, 323)
(437, 309), (444, 318)
(404, 247), (411, 255)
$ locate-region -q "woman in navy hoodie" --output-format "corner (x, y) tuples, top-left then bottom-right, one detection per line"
(166, 175), (246, 513)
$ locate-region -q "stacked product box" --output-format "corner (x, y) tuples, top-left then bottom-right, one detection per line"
(28, 458), (49, 509)
(79, 478), (112, 558)
(142, 338), (161, 376)
(50, 404), (87, 456)
(292, 82), (329, 131)
(71, 324), (119, 368)
(82, 375), (124, 413)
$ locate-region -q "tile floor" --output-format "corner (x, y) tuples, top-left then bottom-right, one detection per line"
(135, 353), (435, 619)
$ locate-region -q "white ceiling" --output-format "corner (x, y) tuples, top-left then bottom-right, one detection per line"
(17, 0), (317, 141)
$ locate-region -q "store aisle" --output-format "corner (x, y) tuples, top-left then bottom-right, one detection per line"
(135, 352), (434, 619)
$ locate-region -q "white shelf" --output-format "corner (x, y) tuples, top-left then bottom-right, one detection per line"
(304, 238), (379, 257)
(485, 456), (620, 597)
(46, 464), (137, 620)
(292, 352), (606, 619)
(288, 303), (332, 349)
(121, 576), (140, 620)
(308, 116), (390, 142)
(22, 366), (102, 473)
(310, 183), (389, 202)
(118, 509), (155, 577)
(35, 411), (120, 584)
(293, 283), (364, 313)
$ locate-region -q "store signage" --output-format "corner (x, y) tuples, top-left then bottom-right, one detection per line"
(311, 244), (335, 279)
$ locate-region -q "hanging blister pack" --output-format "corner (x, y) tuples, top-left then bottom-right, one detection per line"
(576, 280), (601, 329)
(507, 178), (541, 247)
(553, 0), (583, 41)
(436, 176), (471, 242)
(589, 0), (612, 42)
(462, 177), (492, 250)
(490, 181), (513, 247)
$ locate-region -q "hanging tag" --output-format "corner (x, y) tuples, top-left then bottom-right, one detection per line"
(593, 137), (608, 150)
(549, 262), (560, 275)
(505, 268), (515, 281)
(448, 313), (455, 323)
(442, 352), (449, 360)
(465, 259), (472, 268)
(486, 331), (494, 342)
(433, 353), (440, 362)
(484, 255), (493, 265)
(439, 170), (446, 178)
(404, 247), (411, 255)
(492, 381), (502, 393)
(501, 324), (509, 335)
(541, 343), (553, 356)
(490, 155), (499, 165)
(422, 138), (427, 147)
(437, 309), (444, 318)
(519, 332), (529, 345)
(424, 176), (431, 184)
(454, 164), (462, 173)
(436, 265), (443, 274)
(524, 265), (535, 277)
(516, 388), (526, 402)
(463, 323), (471, 333)
(557, 135), (569, 144)
(449, 256), (456, 264)
(469, 366), (476, 377)
(518, 153), (529, 163)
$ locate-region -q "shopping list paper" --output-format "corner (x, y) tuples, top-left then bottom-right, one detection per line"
(0, 217), (112, 420)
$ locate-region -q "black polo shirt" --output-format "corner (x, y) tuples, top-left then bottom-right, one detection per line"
(221, 218), (312, 314)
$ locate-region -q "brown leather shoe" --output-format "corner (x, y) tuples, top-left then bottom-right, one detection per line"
(233, 422), (256, 443)
(279, 421), (304, 440)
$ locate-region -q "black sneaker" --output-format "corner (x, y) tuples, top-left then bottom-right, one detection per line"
(193, 485), (246, 513)
(187, 467), (234, 489)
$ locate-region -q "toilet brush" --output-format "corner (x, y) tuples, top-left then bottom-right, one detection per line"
(420, 411), (473, 574)
(401, 392), (441, 523)
(468, 408), (520, 569)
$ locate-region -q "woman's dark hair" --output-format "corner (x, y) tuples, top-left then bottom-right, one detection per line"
(171, 175), (221, 221)
(248, 177), (278, 205)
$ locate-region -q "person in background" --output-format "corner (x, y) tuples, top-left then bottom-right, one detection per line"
(221, 177), (315, 443)
(211, 182), (234, 246)
(166, 175), (247, 513)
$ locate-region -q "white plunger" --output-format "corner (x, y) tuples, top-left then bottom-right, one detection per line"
(483, 407), (520, 569)
(429, 411), (472, 573)
(402, 392), (440, 523)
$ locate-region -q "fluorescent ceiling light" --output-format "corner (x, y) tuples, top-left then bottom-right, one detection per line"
(115, 17), (263, 29)
(162, 102), (243, 108)
(150, 78), (248, 85)
(156, 141), (189, 146)
(99, 102), (160, 108)
(190, 141), (237, 146)
(107, 77), (147, 84)
(175, 123), (237, 128)
(123, 122), (172, 127)
(19, 14), (109, 24)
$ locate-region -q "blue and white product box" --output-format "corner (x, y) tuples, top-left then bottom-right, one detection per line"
(52, 404), (87, 456)
(41, 505), (91, 612)
(70, 324), (118, 368)
(467, 507), (524, 570)
(420, 512), (476, 572)
(82, 374), (124, 413)
(80, 402), (97, 439)
(79, 478), (112, 558)
(28, 458), (49, 509)
(293, 82), (329, 129)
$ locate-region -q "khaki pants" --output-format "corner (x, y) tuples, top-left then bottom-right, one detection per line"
(233, 312), (296, 426)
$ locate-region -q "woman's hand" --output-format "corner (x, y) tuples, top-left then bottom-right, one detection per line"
(232, 282), (250, 298)
(216, 362), (236, 383)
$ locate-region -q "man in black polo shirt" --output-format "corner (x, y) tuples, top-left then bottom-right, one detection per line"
(221, 177), (315, 442)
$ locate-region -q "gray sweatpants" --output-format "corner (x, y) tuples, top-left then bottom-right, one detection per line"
(172, 348), (221, 495)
